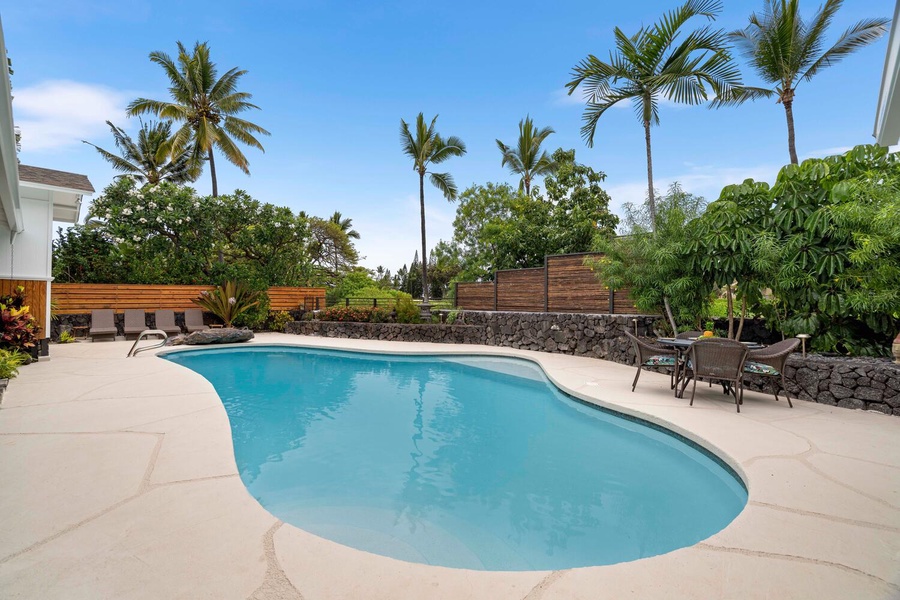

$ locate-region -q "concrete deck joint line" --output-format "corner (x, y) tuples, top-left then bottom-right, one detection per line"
(522, 570), (566, 599)
(695, 543), (900, 591)
(249, 521), (304, 600)
(748, 501), (900, 532)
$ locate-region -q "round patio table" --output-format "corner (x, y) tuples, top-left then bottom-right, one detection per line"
(656, 337), (764, 398)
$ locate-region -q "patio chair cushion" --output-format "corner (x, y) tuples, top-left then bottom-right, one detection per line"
(643, 355), (677, 367)
(744, 361), (780, 376)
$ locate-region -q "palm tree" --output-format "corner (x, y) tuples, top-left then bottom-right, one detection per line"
(127, 41), (270, 196)
(399, 113), (466, 305)
(725, 0), (889, 165)
(495, 116), (556, 196)
(83, 120), (199, 185)
(567, 0), (751, 230)
(329, 211), (360, 240)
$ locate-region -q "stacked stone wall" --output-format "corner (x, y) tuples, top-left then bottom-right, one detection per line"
(287, 310), (900, 415)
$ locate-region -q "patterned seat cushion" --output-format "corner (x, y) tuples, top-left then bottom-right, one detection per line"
(744, 361), (780, 376)
(643, 355), (676, 367)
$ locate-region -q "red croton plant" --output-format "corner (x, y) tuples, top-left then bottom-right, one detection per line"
(0, 286), (40, 352)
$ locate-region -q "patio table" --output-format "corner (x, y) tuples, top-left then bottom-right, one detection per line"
(656, 337), (764, 398)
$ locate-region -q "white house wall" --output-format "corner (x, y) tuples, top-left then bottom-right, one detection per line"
(0, 189), (53, 281)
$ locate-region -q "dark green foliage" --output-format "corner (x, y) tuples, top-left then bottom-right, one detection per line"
(450, 149), (617, 281)
(590, 184), (711, 332)
(55, 179), (317, 289)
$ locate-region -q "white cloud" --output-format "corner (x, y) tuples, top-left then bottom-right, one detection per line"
(13, 80), (132, 151)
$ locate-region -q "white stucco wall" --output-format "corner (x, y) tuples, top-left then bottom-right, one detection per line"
(0, 191), (53, 281)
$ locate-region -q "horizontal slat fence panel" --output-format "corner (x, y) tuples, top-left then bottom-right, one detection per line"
(613, 289), (639, 314)
(0, 279), (48, 337)
(496, 268), (544, 312)
(546, 253), (610, 313)
(52, 284), (326, 314)
(268, 287), (326, 311)
(456, 283), (494, 311)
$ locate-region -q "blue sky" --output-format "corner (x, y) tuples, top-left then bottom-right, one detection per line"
(3, 0), (893, 271)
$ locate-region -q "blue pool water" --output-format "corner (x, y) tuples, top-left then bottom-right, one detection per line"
(162, 346), (746, 571)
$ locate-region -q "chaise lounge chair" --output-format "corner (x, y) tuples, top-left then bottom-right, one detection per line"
(184, 308), (209, 333)
(154, 310), (183, 337)
(89, 309), (118, 341)
(123, 309), (148, 339)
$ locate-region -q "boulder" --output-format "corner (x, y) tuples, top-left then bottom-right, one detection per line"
(182, 328), (254, 345)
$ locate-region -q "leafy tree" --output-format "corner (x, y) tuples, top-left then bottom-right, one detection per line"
(543, 148), (618, 251)
(428, 241), (463, 300)
(691, 179), (772, 339)
(751, 145), (900, 355)
(68, 178), (311, 287)
(725, 0), (888, 164)
(52, 226), (121, 283)
(567, 0), (750, 229)
(307, 216), (360, 285)
(495, 115), (555, 196)
(128, 41), (270, 196)
(328, 211), (360, 240)
(399, 113), (466, 303)
(83, 120), (199, 185)
(590, 183), (711, 333)
(451, 150), (616, 280)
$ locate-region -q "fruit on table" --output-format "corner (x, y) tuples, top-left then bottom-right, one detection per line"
(702, 330), (714, 338)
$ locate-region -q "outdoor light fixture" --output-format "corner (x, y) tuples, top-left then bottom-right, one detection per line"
(632, 318), (638, 336)
(796, 334), (811, 358)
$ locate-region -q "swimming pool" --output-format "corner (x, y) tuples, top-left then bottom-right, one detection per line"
(162, 346), (746, 571)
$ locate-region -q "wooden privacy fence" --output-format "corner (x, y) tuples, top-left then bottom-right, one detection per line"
(52, 284), (326, 314)
(455, 252), (638, 314)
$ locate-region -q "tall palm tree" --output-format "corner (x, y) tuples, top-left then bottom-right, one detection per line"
(567, 0), (752, 230)
(127, 41), (270, 196)
(724, 0), (889, 165)
(83, 120), (199, 185)
(496, 116), (556, 196)
(329, 211), (360, 240)
(399, 113), (466, 305)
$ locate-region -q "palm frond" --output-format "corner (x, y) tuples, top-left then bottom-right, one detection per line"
(429, 172), (458, 201)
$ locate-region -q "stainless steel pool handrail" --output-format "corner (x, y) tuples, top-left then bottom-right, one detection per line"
(127, 330), (170, 357)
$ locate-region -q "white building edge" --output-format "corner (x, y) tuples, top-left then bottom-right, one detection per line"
(875, 1), (900, 146)
(0, 15), (94, 355)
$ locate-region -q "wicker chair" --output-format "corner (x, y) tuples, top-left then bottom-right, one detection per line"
(745, 338), (800, 407)
(624, 331), (679, 392)
(680, 338), (749, 412)
(676, 330), (703, 340)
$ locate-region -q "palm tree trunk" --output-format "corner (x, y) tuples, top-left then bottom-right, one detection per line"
(643, 120), (656, 232)
(419, 172), (429, 304)
(208, 147), (218, 197)
(783, 97), (798, 165)
(524, 177), (531, 197)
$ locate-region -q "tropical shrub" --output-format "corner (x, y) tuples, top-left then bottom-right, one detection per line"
(58, 330), (76, 344)
(395, 295), (421, 324)
(193, 281), (262, 328)
(0, 348), (26, 379)
(750, 145), (900, 355)
(268, 311), (293, 332)
(0, 287), (40, 352)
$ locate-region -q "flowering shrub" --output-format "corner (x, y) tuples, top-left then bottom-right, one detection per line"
(317, 306), (393, 323)
(193, 281), (261, 328)
(0, 287), (39, 352)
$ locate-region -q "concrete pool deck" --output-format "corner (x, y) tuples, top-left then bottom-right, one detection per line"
(1, 333), (898, 599)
